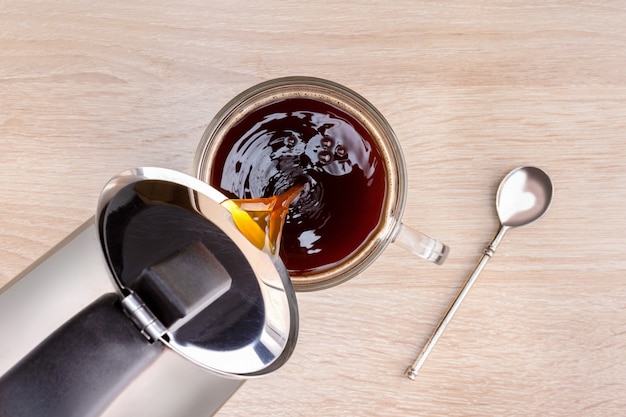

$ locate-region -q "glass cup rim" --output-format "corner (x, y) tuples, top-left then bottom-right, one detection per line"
(193, 76), (407, 291)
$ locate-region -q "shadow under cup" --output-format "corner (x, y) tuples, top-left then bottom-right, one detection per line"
(194, 77), (445, 291)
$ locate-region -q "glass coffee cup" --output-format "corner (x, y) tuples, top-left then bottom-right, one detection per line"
(194, 76), (448, 291)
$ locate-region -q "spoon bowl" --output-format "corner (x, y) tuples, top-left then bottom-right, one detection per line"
(496, 166), (553, 228)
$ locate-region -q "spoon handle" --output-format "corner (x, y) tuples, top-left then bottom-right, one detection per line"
(405, 226), (509, 380)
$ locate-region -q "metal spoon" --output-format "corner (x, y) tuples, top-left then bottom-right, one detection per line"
(405, 166), (553, 380)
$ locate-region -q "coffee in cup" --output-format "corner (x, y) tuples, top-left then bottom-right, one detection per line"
(195, 77), (448, 291)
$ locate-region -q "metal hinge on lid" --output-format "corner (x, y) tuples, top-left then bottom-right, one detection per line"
(120, 292), (167, 342)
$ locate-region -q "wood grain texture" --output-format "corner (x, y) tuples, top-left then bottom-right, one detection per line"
(1, 1), (625, 416)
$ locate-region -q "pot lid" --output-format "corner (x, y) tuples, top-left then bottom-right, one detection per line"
(96, 167), (298, 377)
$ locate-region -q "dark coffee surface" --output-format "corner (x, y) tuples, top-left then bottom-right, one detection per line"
(211, 98), (387, 275)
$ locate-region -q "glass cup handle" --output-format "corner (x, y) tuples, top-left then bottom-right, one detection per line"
(392, 223), (449, 265)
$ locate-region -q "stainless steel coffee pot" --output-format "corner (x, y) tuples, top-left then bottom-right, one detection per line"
(0, 167), (299, 417)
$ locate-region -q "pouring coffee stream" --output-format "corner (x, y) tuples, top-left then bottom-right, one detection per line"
(405, 166), (554, 379)
(221, 183), (305, 256)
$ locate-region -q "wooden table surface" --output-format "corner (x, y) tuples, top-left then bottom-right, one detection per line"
(2, 1), (625, 416)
